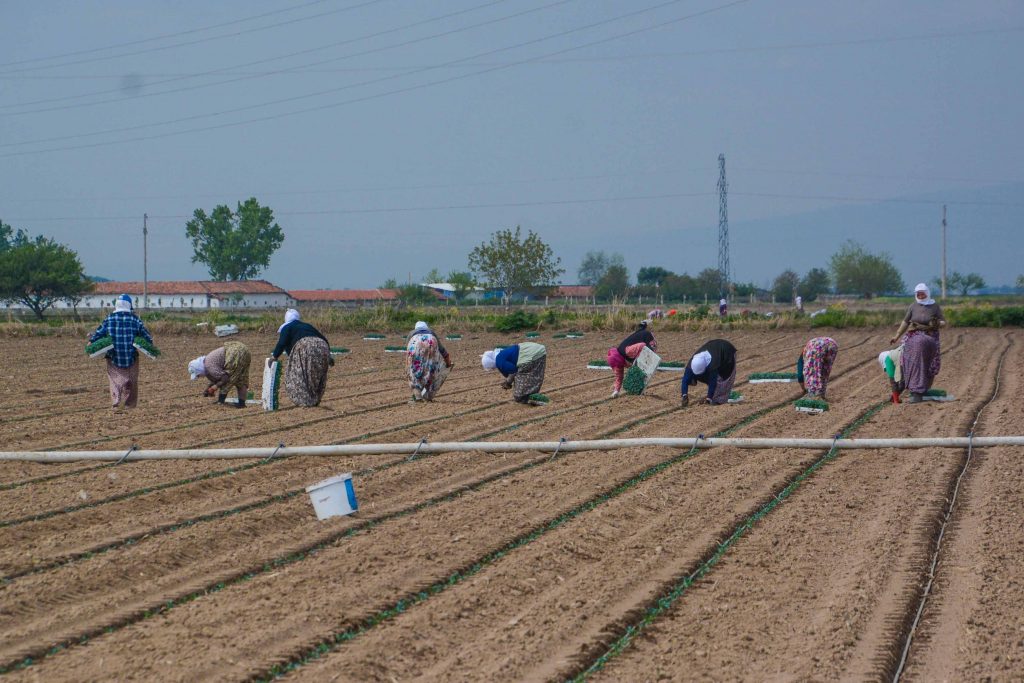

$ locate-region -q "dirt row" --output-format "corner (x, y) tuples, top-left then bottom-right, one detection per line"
(2, 329), (905, 679)
(0, 331), (848, 580)
(4, 330), (1015, 681)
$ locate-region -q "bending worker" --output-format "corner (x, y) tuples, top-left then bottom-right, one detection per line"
(481, 342), (547, 404)
(188, 341), (252, 408)
(680, 338), (737, 406)
(607, 320), (657, 398)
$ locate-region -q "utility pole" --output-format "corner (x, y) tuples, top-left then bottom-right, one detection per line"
(717, 154), (730, 298)
(143, 213), (149, 310)
(940, 205), (947, 300)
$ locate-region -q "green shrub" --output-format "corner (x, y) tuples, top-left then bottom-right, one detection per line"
(495, 310), (539, 332)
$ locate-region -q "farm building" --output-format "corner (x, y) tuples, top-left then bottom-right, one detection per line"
(18, 280), (294, 310)
(288, 288), (400, 308)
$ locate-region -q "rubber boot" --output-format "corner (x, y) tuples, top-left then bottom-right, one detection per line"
(217, 393), (227, 404)
(891, 391), (901, 404)
(235, 393), (246, 408)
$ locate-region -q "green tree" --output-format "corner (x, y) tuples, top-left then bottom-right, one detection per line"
(0, 231), (92, 320)
(695, 268), (722, 299)
(185, 198), (284, 281)
(396, 284), (435, 305)
(577, 251), (624, 286)
(829, 240), (904, 298)
(636, 266), (673, 286)
(659, 273), (697, 301)
(446, 270), (477, 301)
(594, 264), (630, 301)
(467, 226), (564, 300)
(421, 268), (444, 284)
(940, 271), (986, 296)
(799, 268), (831, 302)
(380, 278), (398, 288)
(771, 269), (800, 303)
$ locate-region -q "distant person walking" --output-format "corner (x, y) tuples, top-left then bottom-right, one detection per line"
(272, 309), (333, 407)
(88, 294), (154, 411)
(607, 320), (657, 398)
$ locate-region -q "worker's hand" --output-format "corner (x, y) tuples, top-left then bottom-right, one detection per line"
(204, 385), (218, 397)
(889, 336), (898, 344)
(680, 395), (689, 408)
(328, 355), (335, 367)
(697, 396), (711, 405)
(445, 359), (454, 369)
(502, 378), (513, 390)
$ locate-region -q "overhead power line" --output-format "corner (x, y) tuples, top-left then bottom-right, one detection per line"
(0, 0), (516, 114)
(0, 0), (388, 74)
(0, 0), (751, 157)
(5, 25), (1018, 82)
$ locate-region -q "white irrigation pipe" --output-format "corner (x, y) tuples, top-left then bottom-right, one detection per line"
(2, 437), (1024, 462)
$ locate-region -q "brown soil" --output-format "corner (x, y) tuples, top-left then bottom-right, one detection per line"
(0, 329), (1019, 681)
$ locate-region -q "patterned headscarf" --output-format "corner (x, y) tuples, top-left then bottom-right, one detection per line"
(279, 308), (300, 333)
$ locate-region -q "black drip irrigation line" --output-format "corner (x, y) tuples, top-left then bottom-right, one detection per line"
(0, 447), (589, 675)
(566, 399), (891, 682)
(889, 334), (1013, 682)
(0, 351), (816, 676)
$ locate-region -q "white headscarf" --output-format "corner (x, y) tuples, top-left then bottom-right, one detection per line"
(877, 351), (890, 369)
(279, 308), (300, 333)
(719, 299), (727, 306)
(188, 356), (206, 380)
(690, 350), (712, 375)
(414, 321), (429, 333)
(114, 294), (133, 313)
(481, 349), (498, 371)
(914, 283), (935, 306)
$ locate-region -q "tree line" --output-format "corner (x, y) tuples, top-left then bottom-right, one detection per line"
(0, 197), (1007, 318)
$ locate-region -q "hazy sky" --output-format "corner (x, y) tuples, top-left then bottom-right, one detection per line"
(2, 0), (1022, 289)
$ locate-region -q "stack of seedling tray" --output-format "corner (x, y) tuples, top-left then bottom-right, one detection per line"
(132, 336), (161, 359)
(85, 336), (114, 358)
(362, 333), (386, 341)
(445, 334), (462, 341)
(525, 332), (541, 339)
(527, 393), (550, 406)
(384, 346), (407, 353)
(921, 388), (955, 402)
(329, 347), (350, 355)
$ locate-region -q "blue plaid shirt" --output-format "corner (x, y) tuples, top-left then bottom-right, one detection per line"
(90, 312), (153, 368)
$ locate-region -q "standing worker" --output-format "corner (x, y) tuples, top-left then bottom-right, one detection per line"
(88, 294), (154, 412)
(481, 342), (547, 404)
(718, 298), (728, 317)
(890, 283), (946, 403)
(188, 341), (252, 408)
(797, 336), (838, 399)
(680, 339), (737, 406)
(406, 321), (453, 402)
(272, 309), (333, 407)
(607, 320), (657, 398)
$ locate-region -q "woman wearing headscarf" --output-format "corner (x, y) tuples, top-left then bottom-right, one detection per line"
(271, 308), (333, 407)
(718, 298), (728, 317)
(796, 337), (839, 399)
(607, 320), (657, 398)
(890, 283), (946, 403)
(88, 294), (154, 411)
(406, 321), (453, 402)
(481, 342), (547, 404)
(879, 346), (905, 404)
(188, 341), (252, 408)
(680, 339), (737, 406)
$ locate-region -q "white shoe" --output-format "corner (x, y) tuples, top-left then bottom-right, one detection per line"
(611, 390), (620, 398)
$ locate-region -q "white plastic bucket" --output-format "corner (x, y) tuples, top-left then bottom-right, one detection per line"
(305, 473), (358, 520)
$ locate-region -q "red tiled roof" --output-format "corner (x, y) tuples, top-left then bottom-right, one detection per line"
(92, 280), (287, 296)
(288, 289), (399, 302)
(555, 285), (594, 296)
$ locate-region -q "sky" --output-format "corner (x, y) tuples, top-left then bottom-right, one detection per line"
(1, 0), (1022, 290)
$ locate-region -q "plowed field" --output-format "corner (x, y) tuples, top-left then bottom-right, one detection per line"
(0, 328), (1021, 681)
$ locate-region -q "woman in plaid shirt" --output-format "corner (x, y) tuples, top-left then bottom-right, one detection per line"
(88, 294), (154, 410)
